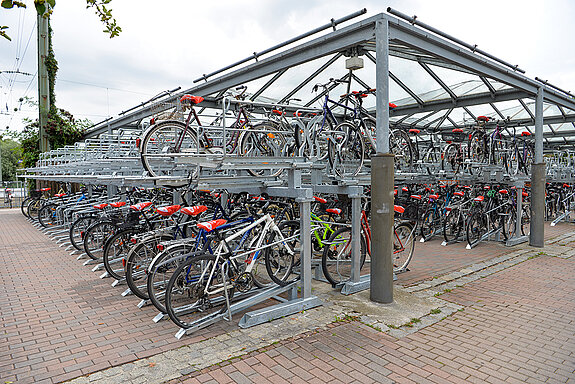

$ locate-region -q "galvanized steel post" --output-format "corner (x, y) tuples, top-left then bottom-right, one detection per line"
(370, 19), (394, 304)
(530, 86), (545, 247)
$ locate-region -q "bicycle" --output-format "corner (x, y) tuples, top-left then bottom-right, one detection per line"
(164, 212), (298, 329)
(4, 187), (13, 208)
(139, 88), (286, 178)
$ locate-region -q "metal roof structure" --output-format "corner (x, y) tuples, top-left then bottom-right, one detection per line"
(83, 8), (575, 150)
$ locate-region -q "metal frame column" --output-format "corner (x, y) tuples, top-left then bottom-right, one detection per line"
(530, 87), (545, 247)
(370, 19), (394, 304)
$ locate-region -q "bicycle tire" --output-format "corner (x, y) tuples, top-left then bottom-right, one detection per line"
(38, 203), (59, 228)
(420, 209), (439, 241)
(468, 131), (486, 163)
(147, 243), (197, 313)
(125, 234), (172, 300)
(466, 212), (487, 248)
(83, 220), (118, 260)
(238, 122), (286, 178)
(69, 215), (98, 251)
(140, 119), (200, 178)
(327, 121), (365, 177)
(321, 226), (367, 287)
(441, 143), (463, 174)
(393, 222), (415, 273)
(26, 199), (43, 221)
(21, 197), (32, 218)
(389, 129), (413, 171)
(264, 220), (300, 287)
(165, 254), (231, 329)
(102, 227), (140, 280)
(443, 207), (464, 243)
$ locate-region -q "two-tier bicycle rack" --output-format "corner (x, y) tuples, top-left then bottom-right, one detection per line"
(21, 8), (575, 337)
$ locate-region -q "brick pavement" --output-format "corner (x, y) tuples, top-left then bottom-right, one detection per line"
(0, 209), (247, 384)
(1, 207), (574, 384)
(170, 240), (575, 384)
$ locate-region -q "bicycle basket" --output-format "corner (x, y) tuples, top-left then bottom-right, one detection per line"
(125, 211), (141, 225)
(441, 131), (467, 143)
(110, 213), (125, 226)
(30, 190), (42, 199)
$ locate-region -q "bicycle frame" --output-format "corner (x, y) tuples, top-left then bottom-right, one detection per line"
(189, 214), (295, 297)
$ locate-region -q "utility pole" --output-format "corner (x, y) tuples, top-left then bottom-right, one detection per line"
(37, 12), (50, 153)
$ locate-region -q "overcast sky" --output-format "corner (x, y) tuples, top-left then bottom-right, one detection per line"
(1, 0), (574, 134)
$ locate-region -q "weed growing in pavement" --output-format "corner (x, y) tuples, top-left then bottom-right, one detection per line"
(443, 288), (452, 293)
(387, 324), (399, 329)
(430, 308), (441, 315)
(334, 314), (360, 323)
(365, 323), (383, 332)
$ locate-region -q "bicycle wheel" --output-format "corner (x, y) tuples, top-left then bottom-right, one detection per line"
(238, 122), (287, 177)
(519, 142), (534, 175)
(20, 197), (32, 218)
(125, 235), (172, 300)
(441, 143), (463, 174)
(38, 203), (59, 228)
(443, 207), (464, 242)
(468, 131), (486, 163)
(84, 220), (117, 260)
(321, 226), (367, 287)
(420, 209), (439, 241)
(328, 121), (365, 177)
(264, 220), (300, 286)
(140, 120), (200, 177)
(165, 254), (230, 329)
(501, 205), (516, 241)
(26, 199), (43, 221)
(102, 227), (139, 279)
(295, 115), (333, 160)
(147, 243), (196, 313)
(507, 145), (520, 176)
(69, 215), (98, 251)
(466, 212), (487, 248)
(393, 223), (415, 273)
(389, 129), (413, 171)
(359, 118), (376, 159)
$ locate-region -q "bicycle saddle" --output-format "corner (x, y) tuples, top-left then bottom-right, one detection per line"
(181, 205), (208, 216)
(130, 201), (153, 211)
(197, 219), (227, 232)
(180, 95), (204, 105)
(156, 205), (181, 216)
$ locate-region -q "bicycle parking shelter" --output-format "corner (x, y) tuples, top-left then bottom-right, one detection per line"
(23, 8), (575, 335)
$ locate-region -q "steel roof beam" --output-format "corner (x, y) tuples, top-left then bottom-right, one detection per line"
(250, 69), (288, 101)
(388, 71), (425, 107)
(386, 15), (575, 111)
(489, 102), (506, 120)
(518, 99), (536, 121)
(86, 15), (379, 138)
(391, 88), (530, 116)
(409, 110), (438, 126)
(480, 76), (497, 97)
(279, 53), (342, 104)
(418, 61), (457, 101)
(432, 108), (453, 130)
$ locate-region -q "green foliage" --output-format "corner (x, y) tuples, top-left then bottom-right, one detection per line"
(0, 138), (22, 181)
(1, 0), (121, 40)
(85, 0), (121, 38)
(8, 108), (88, 168)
